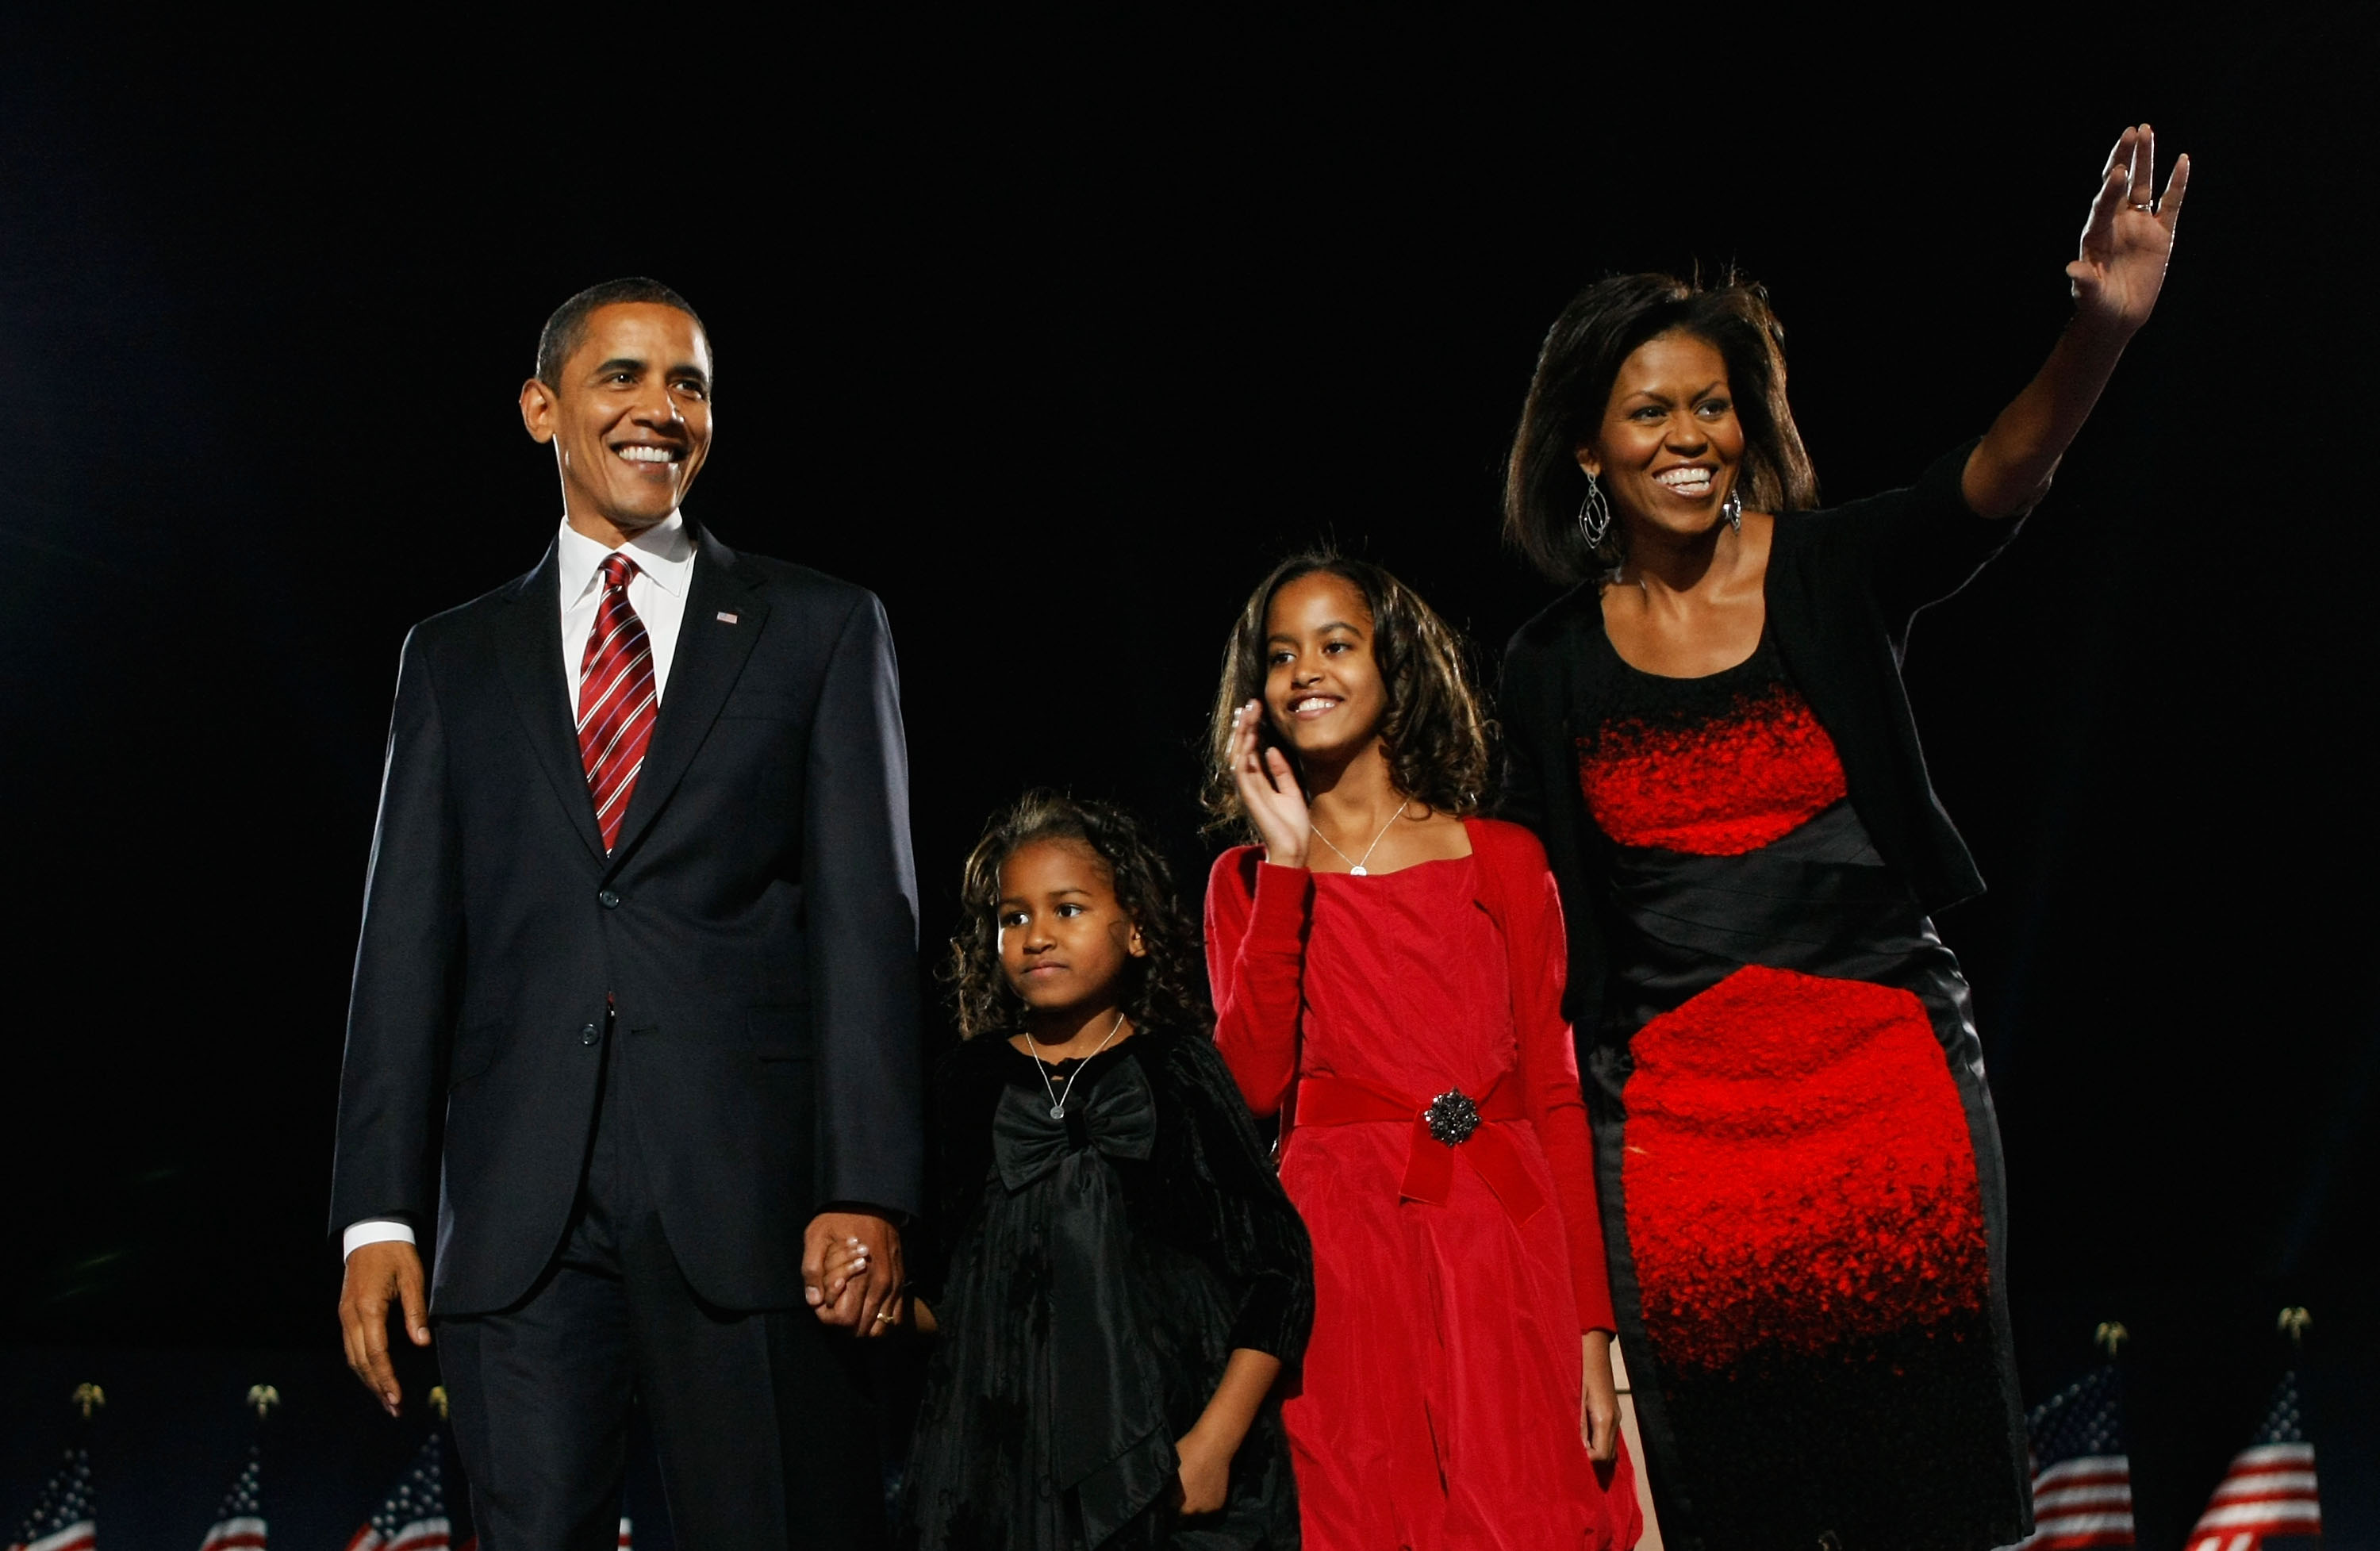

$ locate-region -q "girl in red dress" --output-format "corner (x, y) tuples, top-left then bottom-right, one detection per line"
(1202, 555), (1640, 1551)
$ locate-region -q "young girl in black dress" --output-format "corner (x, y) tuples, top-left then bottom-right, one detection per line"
(890, 791), (1313, 1550)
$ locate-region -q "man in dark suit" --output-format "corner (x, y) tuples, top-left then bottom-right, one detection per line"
(331, 278), (919, 1549)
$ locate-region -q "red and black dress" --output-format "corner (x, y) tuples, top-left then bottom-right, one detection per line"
(1566, 621), (2022, 1547)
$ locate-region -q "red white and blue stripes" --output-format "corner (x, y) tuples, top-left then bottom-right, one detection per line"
(2185, 1372), (2320, 1551)
(2015, 1364), (2134, 1549)
(6, 1445), (95, 1551)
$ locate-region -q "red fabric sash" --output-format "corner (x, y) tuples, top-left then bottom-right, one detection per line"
(1294, 1073), (1545, 1226)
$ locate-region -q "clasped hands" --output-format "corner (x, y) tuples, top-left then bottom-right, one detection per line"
(340, 1210), (908, 1417)
(804, 1210), (908, 1334)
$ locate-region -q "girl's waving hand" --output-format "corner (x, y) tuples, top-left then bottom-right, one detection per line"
(1228, 701), (1311, 868)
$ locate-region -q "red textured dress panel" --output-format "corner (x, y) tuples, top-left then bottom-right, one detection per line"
(1579, 681), (1848, 855)
(1621, 964), (1988, 1375)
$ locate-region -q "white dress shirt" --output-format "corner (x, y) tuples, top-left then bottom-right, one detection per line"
(553, 509), (697, 703)
(343, 512), (698, 1263)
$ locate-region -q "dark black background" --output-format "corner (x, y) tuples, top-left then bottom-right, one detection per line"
(5, 13), (2376, 1545)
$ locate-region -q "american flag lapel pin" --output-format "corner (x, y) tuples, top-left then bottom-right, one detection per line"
(716, 611), (739, 624)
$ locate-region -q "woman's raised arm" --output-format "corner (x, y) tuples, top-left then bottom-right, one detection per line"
(1962, 124), (2190, 520)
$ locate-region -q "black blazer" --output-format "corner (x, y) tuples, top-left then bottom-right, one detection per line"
(329, 523), (923, 1315)
(1500, 440), (2020, 1033)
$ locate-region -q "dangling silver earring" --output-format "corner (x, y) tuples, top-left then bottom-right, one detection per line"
(1577, 475), (1612, 551)
(1722, 485), (1743, 533)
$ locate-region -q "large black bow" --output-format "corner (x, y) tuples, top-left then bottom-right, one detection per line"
(990, 1056), (1168, 1540)
(992, 1054), (1158, 1190)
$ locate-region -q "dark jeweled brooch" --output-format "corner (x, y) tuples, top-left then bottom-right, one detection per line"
(1424, 1088), (1481, 1146)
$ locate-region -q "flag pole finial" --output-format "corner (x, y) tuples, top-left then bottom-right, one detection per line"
(2094, 1321), (2129, 1359)
(247, 1384), (281, 1420)
(2278, 1307), (2311, 1347)
(428, 1384), (451, 1421)
(71, 1383), (104, 1420)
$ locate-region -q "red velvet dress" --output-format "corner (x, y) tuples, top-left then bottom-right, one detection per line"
(1206, 818), (1641, 1551)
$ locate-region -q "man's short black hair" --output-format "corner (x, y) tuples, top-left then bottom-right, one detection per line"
(535, 278), (708, 389)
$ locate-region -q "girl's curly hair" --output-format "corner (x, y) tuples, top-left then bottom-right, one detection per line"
(943, 791), (1211, 1042)
(1201, 551), (1492, 839)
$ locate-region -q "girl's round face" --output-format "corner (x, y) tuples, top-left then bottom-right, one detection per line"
(1576, 330), (1748, 540)
(1262, 572), (1388, 767)
(996, 838), (1145, 1015)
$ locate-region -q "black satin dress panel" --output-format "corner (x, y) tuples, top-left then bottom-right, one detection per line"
(900, 1028), (1311, 1551)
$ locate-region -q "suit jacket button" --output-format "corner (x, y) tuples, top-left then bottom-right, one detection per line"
(598, 889), (620, 908)
(582, 1023), (600, 1046)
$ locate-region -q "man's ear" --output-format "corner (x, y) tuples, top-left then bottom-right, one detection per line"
(520, 377), (559, 444)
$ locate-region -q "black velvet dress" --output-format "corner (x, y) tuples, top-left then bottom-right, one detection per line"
(900, 1026), (1313, 1551)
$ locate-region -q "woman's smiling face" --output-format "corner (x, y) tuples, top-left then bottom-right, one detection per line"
(1262, 570), (1388, 769)
(1577, 329), (1748, 541)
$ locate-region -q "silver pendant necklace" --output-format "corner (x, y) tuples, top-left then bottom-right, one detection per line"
(1310, 800), (1410, 877)
(1025, 1008), (1127, 1119)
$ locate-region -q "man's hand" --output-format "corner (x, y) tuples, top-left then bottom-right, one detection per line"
(803, 1211), (905, 1337)
(340, 1240), (431, 1416)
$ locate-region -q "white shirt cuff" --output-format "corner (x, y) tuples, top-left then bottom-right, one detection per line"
(343, 1218), (417, 1260)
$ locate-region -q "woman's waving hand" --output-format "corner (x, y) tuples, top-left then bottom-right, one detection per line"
(1960, 122), (2193, 517)
(2069, 122), (2190, 336)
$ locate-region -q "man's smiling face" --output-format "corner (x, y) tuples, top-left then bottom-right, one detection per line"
(521, 301), (713, 542)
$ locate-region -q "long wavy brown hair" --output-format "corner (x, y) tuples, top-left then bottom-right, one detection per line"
(1201, 552), (1491, 839)
(943, 791), (1211, 1042)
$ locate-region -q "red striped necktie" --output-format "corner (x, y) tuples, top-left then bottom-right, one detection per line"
(577, 552), (658, 851)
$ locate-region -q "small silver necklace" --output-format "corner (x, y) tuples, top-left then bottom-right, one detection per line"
(1025, 1008), (1127, 1119)
(1311, 800), (1410, 877)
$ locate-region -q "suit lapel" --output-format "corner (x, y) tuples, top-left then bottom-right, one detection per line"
(493, 541), (609, 864)
(605, 524), (770, 872)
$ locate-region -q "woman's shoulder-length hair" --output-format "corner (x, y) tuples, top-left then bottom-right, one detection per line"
(1503, 270), (1819, 585)
(1201, 551), (1491, 839)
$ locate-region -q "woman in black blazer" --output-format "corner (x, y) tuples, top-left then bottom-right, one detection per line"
(1495, 127), (2187, 1549)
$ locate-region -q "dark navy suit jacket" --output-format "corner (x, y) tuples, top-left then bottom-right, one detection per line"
(329, 521), (923, 1315)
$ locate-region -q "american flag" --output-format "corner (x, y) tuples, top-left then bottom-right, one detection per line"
(198, 1444), (266, 1551)
(344, 1431), (455, 1551)
(5, 1446), (96, 1551)
(2184, 1370), (2321, 1551)
(2013, 1364), (2135, 1549)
